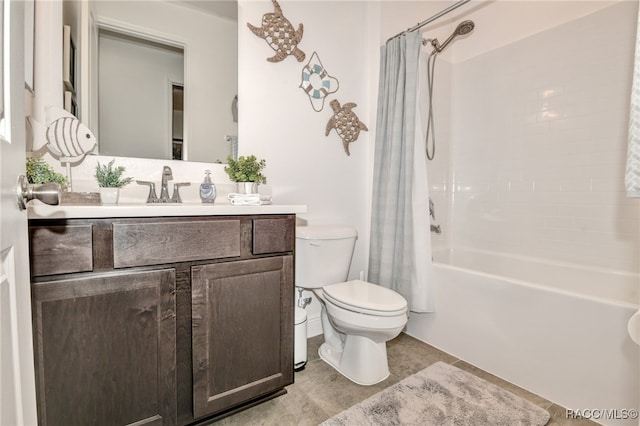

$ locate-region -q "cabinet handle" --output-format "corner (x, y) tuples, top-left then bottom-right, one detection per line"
(17, 175), (60, 210)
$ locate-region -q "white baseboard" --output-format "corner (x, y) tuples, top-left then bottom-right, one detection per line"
(306, 314), (323, 338)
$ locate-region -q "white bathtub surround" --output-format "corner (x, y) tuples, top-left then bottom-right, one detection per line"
(407, 248), (639, 426)
(433, 248), (638, 306)
(369, 31), (434, 313)
(628, 310), (640, 346)
(395, 2), (640, 424)
(627, 0), (640, 198)
(447, 2), (639, 273)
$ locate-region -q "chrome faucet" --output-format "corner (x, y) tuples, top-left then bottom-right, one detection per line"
(160, 166), (173, 203)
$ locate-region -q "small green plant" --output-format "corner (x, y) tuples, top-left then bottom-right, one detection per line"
(94, 159), (134, 188)
(224, 155), (267, 184)
(26, 157), (68, 186)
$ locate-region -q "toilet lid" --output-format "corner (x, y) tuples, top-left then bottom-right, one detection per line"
(322, 280), (407, 315)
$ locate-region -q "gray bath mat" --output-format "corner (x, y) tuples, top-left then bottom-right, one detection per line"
(320, 361), (550, 426)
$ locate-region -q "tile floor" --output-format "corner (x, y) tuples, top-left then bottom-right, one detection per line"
(214, 333), (598, 425)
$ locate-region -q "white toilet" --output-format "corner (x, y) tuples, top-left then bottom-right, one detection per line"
(295, 225), (408, 385)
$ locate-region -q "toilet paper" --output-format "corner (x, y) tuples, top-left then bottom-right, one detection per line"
(628, 310), (640, 345)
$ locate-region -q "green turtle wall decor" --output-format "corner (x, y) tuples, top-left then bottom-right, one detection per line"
(300, 52), (339, 112)
(325, 99), (368, 156)
(247, 0), (306, 63)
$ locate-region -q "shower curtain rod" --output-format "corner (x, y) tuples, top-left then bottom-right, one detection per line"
(386, 0), (471, 43)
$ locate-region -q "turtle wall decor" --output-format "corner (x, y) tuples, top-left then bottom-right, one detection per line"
(325, 99), (368, 156)
(247, 0), (305, 63)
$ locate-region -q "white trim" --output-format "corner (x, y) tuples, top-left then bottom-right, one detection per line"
(307, 314), (323, 338)
(94, 15), (187, 50)
(0, 0), (9, 141)
(167, 80), (184, 160)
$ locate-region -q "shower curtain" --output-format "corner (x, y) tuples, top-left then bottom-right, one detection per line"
(627, 0), (640, 198)
(368, 32), (434, 313)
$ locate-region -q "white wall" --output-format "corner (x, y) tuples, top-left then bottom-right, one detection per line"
(239, 0), (374, 334)
(448, 1), (639, 273)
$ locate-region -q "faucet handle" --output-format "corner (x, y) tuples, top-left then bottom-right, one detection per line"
(136, 180), (158, 203)
(171, 182), (191, 203)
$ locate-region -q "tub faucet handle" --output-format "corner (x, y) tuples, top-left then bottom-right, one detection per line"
(429, 197), (436, 220)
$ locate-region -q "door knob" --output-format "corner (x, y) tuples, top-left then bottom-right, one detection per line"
(16, 175), (60, 210)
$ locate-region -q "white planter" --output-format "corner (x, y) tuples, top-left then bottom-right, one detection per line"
(236, 182), (258, 194)
(99, 187), (119, 204)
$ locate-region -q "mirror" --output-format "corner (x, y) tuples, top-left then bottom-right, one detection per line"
(68, 0), (238, 163)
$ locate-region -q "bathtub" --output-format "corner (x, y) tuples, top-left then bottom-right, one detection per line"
(405, 247), (640, 426)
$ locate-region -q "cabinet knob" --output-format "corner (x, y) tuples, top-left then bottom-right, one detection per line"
(17, 175), (60, 211)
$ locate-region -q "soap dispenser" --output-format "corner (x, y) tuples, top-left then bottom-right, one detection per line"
(199, 170), (216, 203)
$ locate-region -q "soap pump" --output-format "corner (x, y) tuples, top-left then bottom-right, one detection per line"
(199, 170), (216, 203)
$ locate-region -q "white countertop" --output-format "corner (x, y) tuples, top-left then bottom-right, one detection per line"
(28, 202), (307, 219)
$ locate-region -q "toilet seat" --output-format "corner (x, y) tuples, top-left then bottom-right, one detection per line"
(322, 280), (408, 317)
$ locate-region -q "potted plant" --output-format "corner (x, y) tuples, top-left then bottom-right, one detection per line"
(224, 155), (267, 194)
(94, 159), (133, 204)
(26, 156), (69, 187)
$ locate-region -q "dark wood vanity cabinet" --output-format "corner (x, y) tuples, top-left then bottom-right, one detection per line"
(31, 269), (177, 426)
(28, 215), (295, 426)
(191, 256), (293, 418)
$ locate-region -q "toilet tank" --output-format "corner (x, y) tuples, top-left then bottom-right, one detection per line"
(295, 225), (358, 288)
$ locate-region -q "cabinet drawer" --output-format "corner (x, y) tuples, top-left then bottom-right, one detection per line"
(113, 220), (240, 268)
(29, 225), (93, 277)
(252, 218), (294, 255)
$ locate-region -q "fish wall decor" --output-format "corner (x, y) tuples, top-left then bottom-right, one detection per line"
(29, 106), (97, 162)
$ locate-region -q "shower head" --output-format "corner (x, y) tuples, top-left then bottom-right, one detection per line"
(431, 20), (475, 53)
(456, 20), (475, 36)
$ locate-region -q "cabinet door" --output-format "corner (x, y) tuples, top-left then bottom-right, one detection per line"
(191, 256), (293, 419)
(31, 269), (176, 426)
